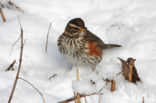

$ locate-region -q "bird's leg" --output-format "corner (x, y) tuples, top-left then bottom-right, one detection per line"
(76, 64), (80, 80)
(75, 64), (81, 102)
(92, 65), (96, 71)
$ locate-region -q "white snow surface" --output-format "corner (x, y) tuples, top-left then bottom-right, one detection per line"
(0, 0), (156, 103)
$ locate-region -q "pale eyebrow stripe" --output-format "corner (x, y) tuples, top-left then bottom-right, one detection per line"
(69, 23), (79, 28)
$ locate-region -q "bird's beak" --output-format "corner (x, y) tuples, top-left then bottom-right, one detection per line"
(79, 27), (86, 31)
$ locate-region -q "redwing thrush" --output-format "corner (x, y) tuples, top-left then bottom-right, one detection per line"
(57, 18), (121, 71)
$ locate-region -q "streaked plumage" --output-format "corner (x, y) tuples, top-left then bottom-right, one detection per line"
(57, 18), (121, 70)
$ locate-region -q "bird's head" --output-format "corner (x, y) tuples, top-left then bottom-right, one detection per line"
(64, 18), (87, 36)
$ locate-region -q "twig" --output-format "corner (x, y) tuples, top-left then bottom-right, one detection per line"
(110, 80), (116, 92)
(116, 72), (122, 76)
(0, 6), (6, 22)
(58, 92), (103, 103)
(142, 96), (144, 103)
(45, 22), (52, 52)
(5, 60), (16, 71)
(9, 35), (21, 56)
(99, 81), (109, 92)
(49, 74), (57, 79)
(8, 1), (24, 13)
(8, 16), (24, 103)
(74, 92), (77, 103)
(18, 77), (46, 103)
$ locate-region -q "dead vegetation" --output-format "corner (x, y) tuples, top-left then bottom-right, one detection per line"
(8, 16), (24, 103)
(142, 96), (144, 103)
(58, 92), (103, 103)
(8, 16), (45, 103)
(0, 6), (6, 22)
(1, 3), (143, 102)
(5, 60), (16, 71)
(45, 22), (52, 52)
(118, 57), (141, 83)
(49, 73), (57, 79)
(8, 1), (24, 13)
(110, 79), (116, 92)
(0, 1), (24, 23)
(18, 77), (46, 103)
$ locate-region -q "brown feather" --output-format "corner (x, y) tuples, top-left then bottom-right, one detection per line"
(84, 30), (121, 50)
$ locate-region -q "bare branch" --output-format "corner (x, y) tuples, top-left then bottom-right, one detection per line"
(18, 77), (46, 103)
(8, 16), (24, 103)
(45, 22), (52, 52)
(99, 80), (109, 92)
(5, 60), (16, 71)
(58, 92), (103, 103)
(0, 6), (6, 22)
(9, 35), (21, 57)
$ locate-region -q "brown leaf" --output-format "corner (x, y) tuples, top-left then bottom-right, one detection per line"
(118, 57), (141, 83)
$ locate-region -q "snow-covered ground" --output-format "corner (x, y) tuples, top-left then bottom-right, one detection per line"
(0, 0), (156, 103)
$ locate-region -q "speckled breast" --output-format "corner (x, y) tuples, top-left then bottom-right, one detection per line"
(57, 34), (102, 65)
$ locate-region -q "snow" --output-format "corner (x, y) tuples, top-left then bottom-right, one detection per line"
(0, 0), (156, 103)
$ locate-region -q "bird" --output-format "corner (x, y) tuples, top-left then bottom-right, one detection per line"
(57, 18), (121, 71)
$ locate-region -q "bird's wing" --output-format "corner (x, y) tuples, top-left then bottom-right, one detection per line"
(84, 30), (121, 50)
(84, 30), (105, 50)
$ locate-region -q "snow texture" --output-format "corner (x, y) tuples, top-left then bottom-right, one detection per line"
(0, 0), (156, 103)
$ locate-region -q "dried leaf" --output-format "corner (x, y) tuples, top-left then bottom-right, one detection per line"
(118, 57), (141, 83)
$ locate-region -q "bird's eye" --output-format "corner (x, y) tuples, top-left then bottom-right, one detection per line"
(72, 27), (79, 31)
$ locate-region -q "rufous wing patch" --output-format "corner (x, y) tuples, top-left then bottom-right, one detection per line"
(88, 42), (102, 56)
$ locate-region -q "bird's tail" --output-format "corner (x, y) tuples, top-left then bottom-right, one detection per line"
(103, 44), (121, 49)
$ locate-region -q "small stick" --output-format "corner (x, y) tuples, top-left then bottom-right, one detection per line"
(8, 1), (24, 13)
(9, 34), (21, 56)
(110, 80), (116, 92)
(116, 72), (122, 76)
(58, 92), (103, 103)
(142, 96), (144, 103)
(49, 74), (57, 79)
(99, 80), (109, 92)
(8, 16), (23, 103)
(5, 60), (16, 71)
(45, 22), (52, 52)
(0, 6), (6, 22)
(18, 77), (46, 103)
(74, 92), (77, 103)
